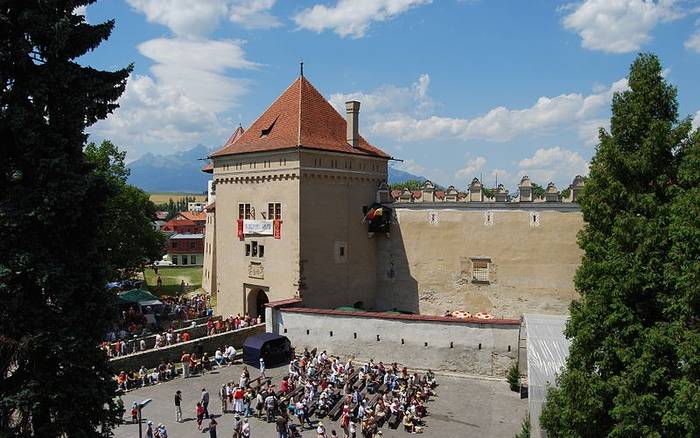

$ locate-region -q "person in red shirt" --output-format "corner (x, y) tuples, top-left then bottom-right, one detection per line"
(195, 402), (205, 430)
(233, 386), (245, 414)
(117, 371), (127, 391)
(279, 377), (289, 394)
(181, 331), (190, 342)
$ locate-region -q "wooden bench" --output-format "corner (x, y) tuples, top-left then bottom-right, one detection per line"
(388, 411), (403, 429)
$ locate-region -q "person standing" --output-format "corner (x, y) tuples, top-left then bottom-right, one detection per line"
(259, 357), (266, 379)
(180, 351), (190, 378)
(196, 402), (205, 431)
(232, 413), (243, 438)
(275, 414), (288, 438)
(241, 418), (250, 438)
(201, 387), (210, 418)
(174, 390), (182, 422)
(209, 417), (218, 438)
(145, 421), (154, 438)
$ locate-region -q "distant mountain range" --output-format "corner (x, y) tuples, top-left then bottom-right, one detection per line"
(388, 166), (426, 185)
(128, 145), (211, 193)
(128, 145), (425, 193)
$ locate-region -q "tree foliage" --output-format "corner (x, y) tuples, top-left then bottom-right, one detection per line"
(154, 195), (198, 220)
(85, 140), (164, 281)
(0, 2), (131, 436)
(388, 179), (425, 191)
(540, 54), (700, 437)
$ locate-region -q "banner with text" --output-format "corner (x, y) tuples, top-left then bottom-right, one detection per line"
(243, 219), (274, 235)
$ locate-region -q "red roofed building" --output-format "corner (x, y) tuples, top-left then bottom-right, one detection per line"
(205, 72), (391, 319)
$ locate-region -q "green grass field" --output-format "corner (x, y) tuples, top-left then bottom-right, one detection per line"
(148, 192), (207, 205)
(143, 266), (202, 297)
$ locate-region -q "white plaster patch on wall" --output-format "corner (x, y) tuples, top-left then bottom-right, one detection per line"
(428, 210), (439, 225)
(529, 211), (540, 227)
(484, 210), (494, 226)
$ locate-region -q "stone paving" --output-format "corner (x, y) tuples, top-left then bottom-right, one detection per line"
(114, 363), (527, 438)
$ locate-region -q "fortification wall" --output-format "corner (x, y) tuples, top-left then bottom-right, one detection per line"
(376, 204), (584, 318)
(109, 324), (264, 371)
(269, 307), (519, 377)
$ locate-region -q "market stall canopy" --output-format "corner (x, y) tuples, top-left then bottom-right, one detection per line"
(118, 288), (162, 305)
(242, 332), (292, 368)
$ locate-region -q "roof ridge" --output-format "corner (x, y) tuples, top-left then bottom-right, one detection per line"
(297, 75), (303, 147)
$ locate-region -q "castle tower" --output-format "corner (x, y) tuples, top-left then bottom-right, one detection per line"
(207, 74), (390, 318)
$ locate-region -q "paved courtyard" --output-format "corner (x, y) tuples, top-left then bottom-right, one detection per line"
(115, 363), (526, 438)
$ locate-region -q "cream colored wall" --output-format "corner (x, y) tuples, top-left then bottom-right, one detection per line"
(212, 150), (301, 318)
(297, 151), (388, 310)
(376, 206), (584, 318)
(202, 210), (216, 295)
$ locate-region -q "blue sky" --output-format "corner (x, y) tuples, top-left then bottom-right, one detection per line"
(81, 0), (700, 191)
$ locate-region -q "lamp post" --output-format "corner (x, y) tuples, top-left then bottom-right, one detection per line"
(136, 398), (152, 438)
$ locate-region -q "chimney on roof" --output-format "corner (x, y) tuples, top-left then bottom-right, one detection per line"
(345, 101), (360, 148)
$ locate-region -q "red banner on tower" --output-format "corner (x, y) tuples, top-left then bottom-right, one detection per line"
(273, 219), (281, 239)
(237, 219), (244, 240)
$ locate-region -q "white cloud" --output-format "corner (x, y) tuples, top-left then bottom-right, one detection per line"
(329, 73), (433, 117)
(685, 30), (700, 53)
(369, 78), (628, 142)
(74, 5), (87, 18)
(90, 38), (255, 156)
(293, 0), (431, 38)
(127, 0), (281, 36)
(392, 159), (426, 177)
(692, 110), (700, 130)
(517, 146), (589, 186)
(561, 0), (683, 53)
(230, 0), (281, 29)
(455, 156), (486, 180)
(138, 38), (256, 113)
(126, 0), (229, 37)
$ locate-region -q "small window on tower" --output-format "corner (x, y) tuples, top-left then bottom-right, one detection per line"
(245, 244), (251, 256)
(251, 241), (258, 257)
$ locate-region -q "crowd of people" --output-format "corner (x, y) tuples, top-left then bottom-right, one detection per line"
(102, 312), (264, 359)
(118, 343), (438, 437)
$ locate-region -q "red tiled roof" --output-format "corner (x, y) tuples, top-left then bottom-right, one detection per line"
(264, 297), (303, 308)
(411, 191), (421, 199)
(390, 190), (401, 200)
(164, 218), (195, 227)
(210, 76), (390, 159)
(435, 191), (445, 200)
(280, 307), (520, 326)
(210, 125), (245, 158)
(201, 162), (213, 173)
(178, 211), (207, 222)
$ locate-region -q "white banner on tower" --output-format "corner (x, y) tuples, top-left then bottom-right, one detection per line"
(243, 220), (274, 235)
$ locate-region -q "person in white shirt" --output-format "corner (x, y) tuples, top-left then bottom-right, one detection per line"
(214, 349), (225, 367)
(259, 357), (266, 378)
(225, 345), (237, 364)
(139, 339), (146, 351)
(165, 332), (173, 346)
(154, 333), (162, 348)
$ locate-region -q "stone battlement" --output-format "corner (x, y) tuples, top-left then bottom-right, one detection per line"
(380, 175), (585, 205)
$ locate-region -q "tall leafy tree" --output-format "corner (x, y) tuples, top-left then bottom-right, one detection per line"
(540, 54), (700, 436)
(0, 1), (131, 436)
(85, 140), (164, 281)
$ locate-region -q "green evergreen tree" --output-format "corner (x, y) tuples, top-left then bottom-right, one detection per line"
(85, 140), (165, 280)
(389, 179), (425, 191)
(540, 54), (700, 437)
(0, 1), (131, 436)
